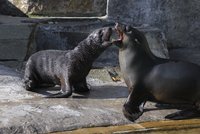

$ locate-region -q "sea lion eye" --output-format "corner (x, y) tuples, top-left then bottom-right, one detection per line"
(134, 38), (140, 44)
(125, 26), (131, 32)
(124, 26), (132, 34)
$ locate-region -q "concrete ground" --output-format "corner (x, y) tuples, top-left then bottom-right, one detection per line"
(1, 65), (199, 134)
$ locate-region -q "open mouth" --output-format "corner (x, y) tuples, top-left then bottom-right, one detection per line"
(115, 23), (124, 42)
(103, 25), (124, 45)
(104, 27), (113, 42)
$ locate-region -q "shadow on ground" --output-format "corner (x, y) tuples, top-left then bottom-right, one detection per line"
(30, 85), (128, 99)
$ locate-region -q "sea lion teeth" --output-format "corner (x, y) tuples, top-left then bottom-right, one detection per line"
(115, 23), (124, 41)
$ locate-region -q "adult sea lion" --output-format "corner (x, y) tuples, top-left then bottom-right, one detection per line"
(24, 27), (113, 98)
(114, 23), (200, 121)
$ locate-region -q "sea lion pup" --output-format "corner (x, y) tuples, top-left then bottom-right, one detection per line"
(113, 23), (200, 121)
(24, 27), (113, 98)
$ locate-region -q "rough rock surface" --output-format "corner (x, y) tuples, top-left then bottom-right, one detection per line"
(107, 0), (200, 49)
(9, 0), (107, 17)
(0, 65), (185, 133)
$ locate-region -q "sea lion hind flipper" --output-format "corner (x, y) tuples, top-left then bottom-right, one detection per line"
(165, 108), (200, 120)
(45, 91), (72, 98)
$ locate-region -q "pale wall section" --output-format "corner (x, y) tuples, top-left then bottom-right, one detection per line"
(0, 0), (27, 17)
(107, 0), (200, 49)
(9, 0), (107, 17)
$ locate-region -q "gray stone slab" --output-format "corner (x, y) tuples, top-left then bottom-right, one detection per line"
(0, 15), (30, 25)
(0, 61), (23, 69)
(0, 65), (186, 133)
(0, 25), (32, 40)
(0, 39), (27, 60)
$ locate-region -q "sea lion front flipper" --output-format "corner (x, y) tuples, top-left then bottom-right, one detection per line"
(123, 86), (146, 121)
(24, 61), (39, 91)
(123, 103), (144, 122)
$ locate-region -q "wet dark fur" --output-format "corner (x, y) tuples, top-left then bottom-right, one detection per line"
(114, 23), (200, 121)
(24, 27), (112, 98)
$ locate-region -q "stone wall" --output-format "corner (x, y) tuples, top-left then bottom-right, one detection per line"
(1, 0), (200, 68)
(107, 0), (200, 49)
(3, 0), (200, 49)
(9, 0), (107, 17)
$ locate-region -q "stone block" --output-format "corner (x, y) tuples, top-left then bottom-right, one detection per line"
(0, 39), (27, 60)
(9, 0), (107, 17)
(0, 25), (32, 40)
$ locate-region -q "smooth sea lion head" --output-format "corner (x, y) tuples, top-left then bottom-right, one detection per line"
(114, 23), (145, 50)
(87, 27), (113, 50)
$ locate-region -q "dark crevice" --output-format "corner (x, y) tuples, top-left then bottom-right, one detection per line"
(0, 59), (18, 61)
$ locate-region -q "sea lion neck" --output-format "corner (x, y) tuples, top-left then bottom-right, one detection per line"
(131, 29), (159, 62)
(73, 39), (105, 63)
(120, 38), (154, 65)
